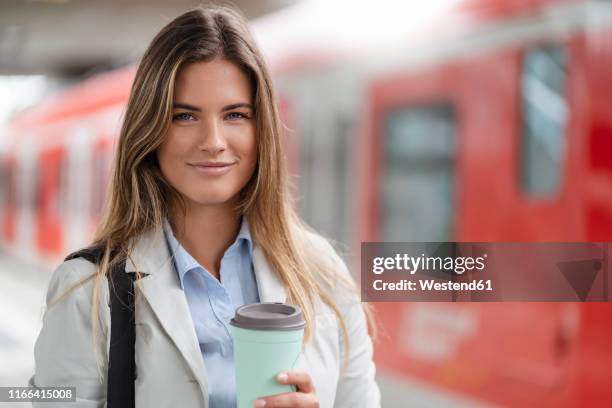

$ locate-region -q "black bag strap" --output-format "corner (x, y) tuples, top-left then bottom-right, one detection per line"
(65, 247), (140, 408)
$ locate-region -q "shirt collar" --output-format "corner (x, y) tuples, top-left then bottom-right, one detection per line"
(162, 215), (253, 288)
(236, 215), (253, 257)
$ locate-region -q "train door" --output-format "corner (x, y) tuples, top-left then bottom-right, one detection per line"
(359, 64), (460, 243)
(578, 22), (612, 408)
(455, 38), (595, 406)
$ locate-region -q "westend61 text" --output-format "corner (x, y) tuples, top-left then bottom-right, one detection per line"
(372, 253), (487, 275)
(373, 279), (494, 291)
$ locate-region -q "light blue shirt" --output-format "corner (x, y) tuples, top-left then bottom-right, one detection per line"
(162, 216), (260, 408)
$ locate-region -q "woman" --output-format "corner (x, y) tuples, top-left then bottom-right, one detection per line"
(31, 5), (380, 408)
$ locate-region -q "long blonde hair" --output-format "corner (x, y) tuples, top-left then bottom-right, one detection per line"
(55, 4), (376, 379)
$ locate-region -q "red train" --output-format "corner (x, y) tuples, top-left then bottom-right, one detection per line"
(2, 0), (611, 406)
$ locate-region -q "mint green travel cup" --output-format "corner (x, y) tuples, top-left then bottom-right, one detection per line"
(230, 302), (305, 408)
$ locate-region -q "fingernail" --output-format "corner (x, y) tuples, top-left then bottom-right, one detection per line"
(254, 399), (266, 407)
(277, 372), (288, 383)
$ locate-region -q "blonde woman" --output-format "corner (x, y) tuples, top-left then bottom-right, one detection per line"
(31, 5), (380, 408)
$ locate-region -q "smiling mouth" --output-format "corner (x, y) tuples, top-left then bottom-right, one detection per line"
(188, 161), (236, 167)
(188, 162), (236, 175)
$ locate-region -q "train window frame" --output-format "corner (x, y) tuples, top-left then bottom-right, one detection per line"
(519, 43), (569, 197)
(380, 102), (457, 242)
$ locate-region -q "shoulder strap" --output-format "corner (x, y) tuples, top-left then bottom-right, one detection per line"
(65, 246), (104, 264)
(64, 247), (137, 408)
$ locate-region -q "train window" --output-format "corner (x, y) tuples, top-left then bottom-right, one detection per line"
(382, 104), (456, 241)
(297, 111), (352, 246)
(520, 45), (568, 196)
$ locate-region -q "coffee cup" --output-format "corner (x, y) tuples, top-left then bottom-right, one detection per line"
(230, 302), (305, 408)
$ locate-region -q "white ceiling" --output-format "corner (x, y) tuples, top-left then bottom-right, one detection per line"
(0, 0), (297, 77)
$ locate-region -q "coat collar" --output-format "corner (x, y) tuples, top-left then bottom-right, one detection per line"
(123, 224), (287, 401)
(124, 224), (287, 301)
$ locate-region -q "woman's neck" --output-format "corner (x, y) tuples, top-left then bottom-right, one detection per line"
(170, 201), (241, 281)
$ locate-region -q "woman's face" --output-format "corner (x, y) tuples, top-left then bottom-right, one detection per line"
(157, 58), (257, 211)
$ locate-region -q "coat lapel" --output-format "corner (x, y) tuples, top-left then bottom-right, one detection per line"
(252, 244), (287, 303)
(124, 226), (208, 401)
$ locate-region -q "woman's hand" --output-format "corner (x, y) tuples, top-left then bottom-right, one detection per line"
(253, 370), (319, 407)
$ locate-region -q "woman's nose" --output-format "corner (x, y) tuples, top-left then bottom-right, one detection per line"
(197, 119), (227, 154)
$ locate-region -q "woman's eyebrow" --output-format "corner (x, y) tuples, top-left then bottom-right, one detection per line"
(172, 102), (253, 111)
(221, 103), (253, 111)
(173, 102), (201, 111)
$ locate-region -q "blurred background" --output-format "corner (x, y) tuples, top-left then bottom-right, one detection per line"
(1, 0), (612, 406)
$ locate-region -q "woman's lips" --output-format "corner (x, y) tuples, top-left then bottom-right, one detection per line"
(188, 162), (236, 176)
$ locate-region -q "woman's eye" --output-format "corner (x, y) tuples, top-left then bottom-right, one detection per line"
(226, 112), (249, 120)
(173, 112), (196, 121)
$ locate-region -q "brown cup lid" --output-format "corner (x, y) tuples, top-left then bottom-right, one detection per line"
(230, 302), (305, 331)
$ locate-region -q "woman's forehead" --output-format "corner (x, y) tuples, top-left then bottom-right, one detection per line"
(174, 59), (252, 107)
